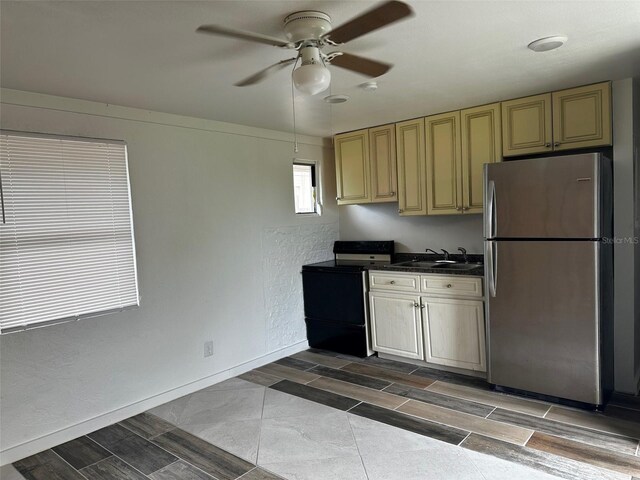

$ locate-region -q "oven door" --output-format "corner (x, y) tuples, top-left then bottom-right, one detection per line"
(302, 269), (367, 325)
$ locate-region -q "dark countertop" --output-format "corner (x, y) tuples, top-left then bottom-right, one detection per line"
(375, 252), (485, 277)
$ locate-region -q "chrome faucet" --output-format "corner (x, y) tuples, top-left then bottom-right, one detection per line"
(441, 249), (450, 261)
(458, 247), (468, 263)
(425, 248), (440, 257)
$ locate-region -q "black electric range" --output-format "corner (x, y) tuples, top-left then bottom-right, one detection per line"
(301, 241), (394, 357)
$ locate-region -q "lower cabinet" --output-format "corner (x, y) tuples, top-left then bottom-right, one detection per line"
(369, 292), (424, 360)
(369, 272), (486, 372)
(422, 297), (486, 372)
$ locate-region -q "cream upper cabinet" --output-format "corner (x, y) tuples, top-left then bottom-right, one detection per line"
(502, 82), (612, 157)
(334, 129), (371, 205)
(396, 118), (427, 215)
(425, 106), (500, 215)
(501, 93), (553, 157)
(461, 103), (502, 214)
(369, 124), (398, 203)
(552, 82), (612, 151)
(426, 111), (461, 215)
(422, 297), (486, 372)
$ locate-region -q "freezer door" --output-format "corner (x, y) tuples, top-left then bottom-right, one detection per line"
(485, 154), (602, 239)
(486, 240), (602, 404)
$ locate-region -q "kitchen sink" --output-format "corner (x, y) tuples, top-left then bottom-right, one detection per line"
(392, 261), (440, 268)
(431, 263), (482, 270)
(391, 261), (481, 271)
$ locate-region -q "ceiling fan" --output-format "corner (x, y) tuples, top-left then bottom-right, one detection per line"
(196, 1), (414, 95)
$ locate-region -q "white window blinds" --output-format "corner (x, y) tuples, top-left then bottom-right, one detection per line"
(0, 131), (139, 334)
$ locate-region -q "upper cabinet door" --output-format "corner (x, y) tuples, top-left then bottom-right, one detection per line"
(396, 118), (427, 215)
(426, 111), (461, 215)
(334, 129), (371, 205)
(461, 103), (502, 214)
(369, 124), (398, 203)
(502, 93), (552, 157)
(552, 82), (612, 151)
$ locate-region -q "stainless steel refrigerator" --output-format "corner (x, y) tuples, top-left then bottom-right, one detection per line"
(484, 153), (614, 406)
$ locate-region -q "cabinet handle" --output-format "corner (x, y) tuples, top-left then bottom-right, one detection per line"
(389, 280), (396, 285)
(420, 304), (425, 309)
(544, 143), (551, 147)
(398, 209), (403, 213)
(413, 302), (420, 308)
(390, 191), (396, 195)
(456, 206), (462, 211)
(446, 284), (453, 288)
(554, 142), (560, 147)
(336, 196), (341, 201)
(463, 206), (470, 211)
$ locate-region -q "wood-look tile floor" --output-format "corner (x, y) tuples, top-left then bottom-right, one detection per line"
(7, 349), (640, 480)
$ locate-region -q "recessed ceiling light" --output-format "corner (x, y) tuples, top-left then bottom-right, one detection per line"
(324, 94), (349, 104)
(528, 35), (568, 52)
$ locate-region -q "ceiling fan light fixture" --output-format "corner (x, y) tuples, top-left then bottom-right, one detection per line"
(293, 64), (331, 95)
(293, 46), (331, 95)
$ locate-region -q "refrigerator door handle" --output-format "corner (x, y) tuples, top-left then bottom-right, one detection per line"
(492, 241), (498, 297)
(486, 180), (496, 239)
(489, 180), (498, 238)
(486, 241), (496, 298)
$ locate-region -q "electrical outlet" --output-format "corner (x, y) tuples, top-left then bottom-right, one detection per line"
(204, 340), (214, 358)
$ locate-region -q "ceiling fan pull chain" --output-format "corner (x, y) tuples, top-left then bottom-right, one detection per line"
(291, 58), (299, 153)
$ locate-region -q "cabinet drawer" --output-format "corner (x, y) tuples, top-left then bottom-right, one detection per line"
(421, 275), (482, 297)
(369, 272), (421, 293)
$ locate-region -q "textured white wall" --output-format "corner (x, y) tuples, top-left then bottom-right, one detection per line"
(0, 90), (339, 459)
(338, 202), (484, 254)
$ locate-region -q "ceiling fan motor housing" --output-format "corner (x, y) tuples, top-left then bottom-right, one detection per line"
(283, 11), (332, 43)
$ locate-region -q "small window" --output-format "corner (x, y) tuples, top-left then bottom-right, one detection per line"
(293, 162), (318, 214)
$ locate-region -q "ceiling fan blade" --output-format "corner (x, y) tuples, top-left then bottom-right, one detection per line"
(235, 57), (297, 86)
(196, 25), (293, 48)
(322, 0), (413, 44)
(329, 53), (391, 77)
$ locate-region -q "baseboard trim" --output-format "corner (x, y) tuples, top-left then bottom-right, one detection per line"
(0, 340), (308, 466)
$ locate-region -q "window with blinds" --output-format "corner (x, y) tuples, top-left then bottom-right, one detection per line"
(0, 131), (139, 334)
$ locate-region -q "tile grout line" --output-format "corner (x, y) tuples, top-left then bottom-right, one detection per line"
(542, 405), (553, 418)
(457, 432), (472, 447)
(67, 437), (115, 471)
(254, 384), (268, 466)
(345, 411), (372, 480)
(48, 448), (91, 480)
(346, 400), (364, 413)
(236, 466), (258, 480)
(147, 459), (181, 478)
(484, 406), (497, 419)
(426, 382), (554, 419)
(423, 379), (439, 391)
(522, 429), (536, 447)
(393, 398), (411, 411)
(149, 425), (260, 479)
(459, 445), (491, 480)
(83, 430), (157, 478)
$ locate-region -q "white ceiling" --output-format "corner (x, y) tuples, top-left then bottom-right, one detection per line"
(2, 1), (640, 138)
